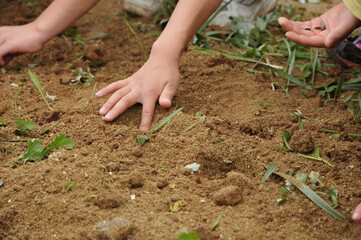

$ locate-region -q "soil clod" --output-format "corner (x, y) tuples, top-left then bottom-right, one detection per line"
(95, 196), (123, 209)
(156, 177), (169, 189)
(129, 172), (145, 188)
(213, 186), (242, 206)
(289, 129), (314, 153)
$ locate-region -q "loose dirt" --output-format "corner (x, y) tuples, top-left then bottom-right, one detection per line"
(1, 0), (361, 239)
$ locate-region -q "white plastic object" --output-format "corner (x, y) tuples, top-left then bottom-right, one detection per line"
(211, 0), (277, 27)
(123, 0), (162, 17)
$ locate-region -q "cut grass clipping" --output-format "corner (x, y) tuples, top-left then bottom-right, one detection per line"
(28, 70), (53, 111)
(153, 107), (183, 132)
(263, 162), (345, 221)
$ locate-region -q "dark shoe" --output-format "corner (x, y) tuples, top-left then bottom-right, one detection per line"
(329, 36), (361, 68)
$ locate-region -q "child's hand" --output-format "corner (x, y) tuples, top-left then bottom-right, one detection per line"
(96, 49), (180, 131)
(278, 2), (361, 48)
(353, 203), (361, 222)
(0, 23), (46, 66)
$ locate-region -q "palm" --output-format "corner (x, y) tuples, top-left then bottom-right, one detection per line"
(279, 2), (361, 48)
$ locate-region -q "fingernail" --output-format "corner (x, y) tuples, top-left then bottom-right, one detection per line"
(139, 126), (148, 132)
(99, 107), (106, 114)
(105, 113), (112, 120)
(352, 212), (360, 221)
(96, 90), (102, 96)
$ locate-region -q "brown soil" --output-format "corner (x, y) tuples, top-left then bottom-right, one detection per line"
(1, 0), (361, 239)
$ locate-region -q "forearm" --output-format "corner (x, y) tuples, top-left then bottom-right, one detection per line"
(152, 0), (223, 61)
(33, 0), (99, 43)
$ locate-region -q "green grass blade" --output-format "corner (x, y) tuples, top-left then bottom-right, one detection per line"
(288, 48), (296, 76)
(311, 48), (319, 86)
(198, 0), (233, 33)
(87, 33), (108, 41)
(83, 83), (97, 110)
(342, 84), (361, 91)
(297, 153), (333, 167)
(282, 131), (293, 150)
(334, 74), (346, 99)
(153, 107), (183, 131)
(275, 171), (345, 221)
(348, 133), (361, 137)
(211, 214), (224, 231)
(321, 128), (339, 134)
(282, 38), (292, 73)
(13, 88), (21, 109)
(262, 161), (276, 183)
(265, 66), (314, 91)
(122, 13), (148, 60)
(298, 115), (303, 130)
(28, 70), (53, 111)
(345, 77), (361, 85)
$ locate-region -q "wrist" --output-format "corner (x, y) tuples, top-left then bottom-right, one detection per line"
(25, 21), (53, 48)
(151, 35), (186, 63)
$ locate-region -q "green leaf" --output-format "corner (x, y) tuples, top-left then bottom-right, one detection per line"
(15, 118), (24, 128)
(137, 136), (149, 146)
(0, 178), (4, 187)
(24, 120), (35, 131)
(170, 201), (182, 212)
(0, 118), (7, 127)
(178, 232), (200, 240)
(21, 139), (44, 162)
(262, 161), (276, 183)
(43, 134), (75, 156)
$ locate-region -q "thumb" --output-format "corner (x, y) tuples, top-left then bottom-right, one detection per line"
(159, 82), (178, 108)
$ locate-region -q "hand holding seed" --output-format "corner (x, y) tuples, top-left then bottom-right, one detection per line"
(278, 2), (361, 48)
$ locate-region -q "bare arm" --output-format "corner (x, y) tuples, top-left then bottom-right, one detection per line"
(34, 0), (100, 42)
(0, 0), (99, 65)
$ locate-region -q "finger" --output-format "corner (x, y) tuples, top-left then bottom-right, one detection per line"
(3, 54), (16, 65)
(278, 17), (294, 32)
(0, 43), (11, 66)
(139, 97), (156, 131)
(159, 82), (178, 108)
(96, 80), (128, 97)
(99, 87), (130, 115)
(279, 17), (312, 33)
(285, 32), (326, 47)
(103, 92), (137, 121)
(352, 203), (361, 221)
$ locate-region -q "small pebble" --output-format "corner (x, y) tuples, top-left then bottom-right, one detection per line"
(95, 217), (133, 240)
